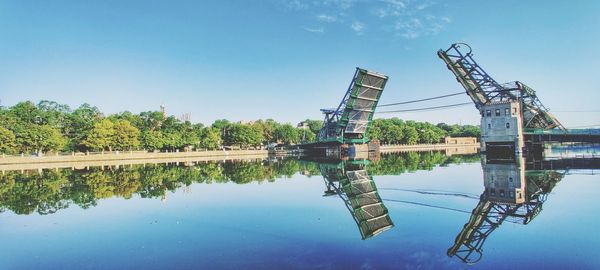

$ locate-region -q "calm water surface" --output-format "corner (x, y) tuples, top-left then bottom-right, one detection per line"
(1, 152), (599, 269)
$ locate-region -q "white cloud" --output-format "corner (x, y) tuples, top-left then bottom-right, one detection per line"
(320, 0), (356, 10)
(302, 26), (325, 33)
(278, 0), (452, 39)
(394, 15), (452, 39)
(281, 0), (308, 10)
(316, 14), (338, 23)
(351, 21), (365, 33)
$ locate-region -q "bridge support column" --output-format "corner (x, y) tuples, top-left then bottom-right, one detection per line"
(480, 101), (524, 158)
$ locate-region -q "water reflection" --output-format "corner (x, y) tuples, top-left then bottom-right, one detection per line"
(319, 159), (394, 239)
(448, 146), (600, 265)
(0, 151), (479, 216)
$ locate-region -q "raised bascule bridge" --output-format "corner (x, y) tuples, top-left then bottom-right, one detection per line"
(438, 43), (600, 156)
(298, 67), (388, 159)
(298, 43), (598, 159)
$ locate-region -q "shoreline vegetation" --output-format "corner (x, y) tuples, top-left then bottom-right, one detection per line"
(0, 100), (481, 156)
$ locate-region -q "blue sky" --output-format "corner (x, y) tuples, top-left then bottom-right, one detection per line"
(1, 0), (599, 127)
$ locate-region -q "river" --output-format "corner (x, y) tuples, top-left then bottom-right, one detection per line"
(1, 150), (599, 269)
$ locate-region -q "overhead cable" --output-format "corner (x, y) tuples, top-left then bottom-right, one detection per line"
(376, 102), (472, 114)
(377, 92), (464, 107)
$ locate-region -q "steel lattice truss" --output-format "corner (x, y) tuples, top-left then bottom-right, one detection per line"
(320, 161), (394, 240)
(438, 43), (565, 130)
(447, 173), (560, 265)
(318, 68), (389, 144)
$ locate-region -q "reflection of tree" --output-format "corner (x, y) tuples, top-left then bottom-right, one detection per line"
(368, 152), (479, 175)
(223, 162), (271, 184)
(0, 171), (70, 215)
(0, 151), (480, 216)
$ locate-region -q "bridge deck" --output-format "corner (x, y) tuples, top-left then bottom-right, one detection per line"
(524, 128), (600, 143)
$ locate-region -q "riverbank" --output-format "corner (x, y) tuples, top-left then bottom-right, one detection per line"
(0, 143), (480, 172)
(0, 150), (268, 171)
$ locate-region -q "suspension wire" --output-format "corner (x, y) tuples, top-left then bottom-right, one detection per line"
(378, 188), (479, 199)
(377, 92), (464, 107)
(376, 102), (472, 114)
(382, 198), (471, 214)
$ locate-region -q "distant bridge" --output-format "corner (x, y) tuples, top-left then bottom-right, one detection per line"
(438, 43), (600, 153)
(298, 43), (599, 159)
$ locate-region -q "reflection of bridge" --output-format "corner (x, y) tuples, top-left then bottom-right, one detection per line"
(318, 159), (394, 240)
(447, 154), (599, 265)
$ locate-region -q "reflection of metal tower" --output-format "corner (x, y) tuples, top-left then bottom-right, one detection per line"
(318, 68), (389, 144)
(447, 156), (562, 264)
(320, 160), (394, 240)
(438, 43), (564, 131)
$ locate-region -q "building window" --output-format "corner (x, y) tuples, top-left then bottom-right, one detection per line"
(509, 177), (513, 182)
(509, 191), (514, 197)
(500, 190), (505, 197)
(481, 110), (484, 117)
(486, 110), (491, 117)
(513, 108), (517, 115)
(495, 109), (500, 116)
(488, 123), (491, 129)
(505, 108), (510, 116)
(506, 123), (510, 128)
(490, 189), (496, 195)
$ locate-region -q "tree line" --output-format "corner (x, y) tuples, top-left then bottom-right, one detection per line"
(368, 118), (480, 145)
(0, 100), (480, 155)
(0, 151), (480, 215)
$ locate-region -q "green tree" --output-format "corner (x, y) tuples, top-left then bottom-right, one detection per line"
(139, 111), (165, 131)
(69, 103), (102, 150)
(0, 126), (17, 154)
(403, 126), (419, 145)
(304, 119), (323, 135)
(273, 124), (299, 144)
(15, 125), (66, 154)
(199, 128), (221, 150)
(113, 120), (141, 150)
(83, 119), (115, 151)
(461, 125), (481, 137)
(382, 124), (404, 144)
(225, 123), (261, 148)
(211, 119), (230, 130)
(7, 101), (42, 124)
(162, 131), (183, 151)
(36, 100), (71, 132)
(141, 130), (164, 150)
(299, 129), (316, 142)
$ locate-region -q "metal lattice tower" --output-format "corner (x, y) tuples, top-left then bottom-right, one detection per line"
(318, 68), (389, 144)
(438, 43), (565, 130)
